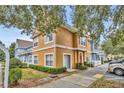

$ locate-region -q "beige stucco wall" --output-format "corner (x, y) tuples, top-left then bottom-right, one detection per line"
(33, 48), (55, 67)
(56, 48), (75, 68)
(56, 27), (74, 47)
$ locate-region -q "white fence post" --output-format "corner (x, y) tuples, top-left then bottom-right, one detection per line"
(0, 44), (10, 88)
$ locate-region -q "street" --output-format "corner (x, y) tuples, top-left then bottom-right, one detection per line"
(105, 72), (124, 83)
(36, 64), (108, 88)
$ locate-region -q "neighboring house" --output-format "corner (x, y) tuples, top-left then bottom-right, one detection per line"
(32, 25), (92, 69)
(15, 39), (33, 64)
(90, 41), (101, 66)
(99, 50), (106, 62)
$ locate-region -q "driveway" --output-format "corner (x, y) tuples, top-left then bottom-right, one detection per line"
(36, 63), (108, 88)
(104, 72), (124, 83)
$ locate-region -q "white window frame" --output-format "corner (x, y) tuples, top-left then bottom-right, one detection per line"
(28, 55), (32, 63)
(44, 53), (54, 67)
(34, 56), (38, 64)
(33, 37), (38, 48)
(44, 33), (54, 44)
(80, 37), (86, 47)
(63, 53), (72, 69)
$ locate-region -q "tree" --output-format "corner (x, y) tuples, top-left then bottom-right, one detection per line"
(72, 5), (111, 42)
(0, 6), (66, 35)
(9, 42), (16, 59)
(0, 5), (124, 42)
(101, 39), (114, 55)
(102, 37), (124, 55)
(0, 41), (5, 61)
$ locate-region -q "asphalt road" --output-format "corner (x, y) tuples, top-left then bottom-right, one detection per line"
(104, 72), (124, 83)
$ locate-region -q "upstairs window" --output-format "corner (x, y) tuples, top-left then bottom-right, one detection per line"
(33, 37), (38, 47)
(80, 37), (86, 46)
(45, 33), (53, 44)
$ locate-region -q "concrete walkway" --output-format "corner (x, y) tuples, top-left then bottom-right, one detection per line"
(36, 64), (108, 88)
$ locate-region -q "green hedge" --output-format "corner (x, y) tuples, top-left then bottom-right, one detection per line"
(84, 61), (94, 67)
(76, 63), (88, 70)
(9, 68), (22, 86)
(21, 63), (28, 68)
(10, 58), (22, 69)
(76, 63), (82, 69)
(79, 65), (88, 70)
(10, 57), (28, 69)
(29, 64), (66, 74)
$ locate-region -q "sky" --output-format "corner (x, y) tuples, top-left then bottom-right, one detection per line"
(0, 6), (72, 48)
(0, 25), (32, 47)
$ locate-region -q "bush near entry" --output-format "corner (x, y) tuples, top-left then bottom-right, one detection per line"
(9, 58), (27, 86)
(9, 68), (22, 86)
(10, 57), (28, 69)
(76, 63), (88, 70)
(29, 64), (66, 74)
(84, 61), (94, 67)
(21, 63), (28, 68)
(10, 58), (22, 68)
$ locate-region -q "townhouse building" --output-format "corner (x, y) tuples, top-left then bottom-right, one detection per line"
(15, 25), (102, 69)
(32, 25), (92, 69)
(15, 39), (33, 64)
(90, 41), (101, 66)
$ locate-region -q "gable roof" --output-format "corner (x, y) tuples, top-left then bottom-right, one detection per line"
(16, 39), (33, 49)
(32, 24), (78, 39)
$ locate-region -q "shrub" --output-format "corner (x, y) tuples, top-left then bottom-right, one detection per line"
(84, 61), (94, 67)
(76, 63), (88, 70)
(9, 68), (22, 86)
(76, 63), (82, 69)
(10, 58), (22, 69)
(29, 64), (66, 74)
(79, 65), (88, 70)
(104, 61), (108, 63)
(21, 63), (28, 68)
(48, 67), (66, 74)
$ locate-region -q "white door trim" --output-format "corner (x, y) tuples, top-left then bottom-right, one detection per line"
(63, 53), (72, 69)
(44, 53), (54, 68)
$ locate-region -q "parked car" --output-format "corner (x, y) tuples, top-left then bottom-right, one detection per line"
(108, 58), (124, 76)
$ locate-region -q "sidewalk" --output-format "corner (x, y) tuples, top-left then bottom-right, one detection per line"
(35, 63), (108, 88)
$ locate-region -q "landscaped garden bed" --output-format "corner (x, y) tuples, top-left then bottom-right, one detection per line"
(10, 68), (76, 88)
(7, 58), (76, 88)
(89, 77), (124, 88)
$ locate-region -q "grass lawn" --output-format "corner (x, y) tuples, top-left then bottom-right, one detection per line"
(21, 68), (49, 80)
(89, 77), (124, 88)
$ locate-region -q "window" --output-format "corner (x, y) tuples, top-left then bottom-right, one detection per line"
(33, 37), (38, 47)
(28, 55), (32, 63)
(80, 37), (86, 46)
(45, 54), (53, 66)
(45, 33), (53, 43)
(34, 56), (38, 64)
